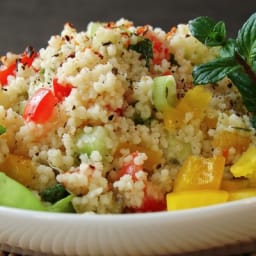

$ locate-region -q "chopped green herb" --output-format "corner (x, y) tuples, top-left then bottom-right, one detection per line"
(40, 183), (69, 204)
(189, 13), (256, 127)
(0, 125), (6, 135)
(231, 126), (251, 132)
(133, 114), (152, 126)
(129, 38), (153, 68)
(40, 68), (45, 75)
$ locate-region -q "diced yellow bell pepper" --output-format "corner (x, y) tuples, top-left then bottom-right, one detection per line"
(163, 86), (212, 129)
(228, 189), (256, 201)
(0, 154), (36, 187)
(221, 178), (250, 191)
(173, 155), (225, 192)
(166, 190), (229, 210)
(213, 131), (251, 156)
(230, 146), (256, 178)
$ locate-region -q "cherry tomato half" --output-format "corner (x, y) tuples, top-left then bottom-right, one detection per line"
(23, 88), (58, 123)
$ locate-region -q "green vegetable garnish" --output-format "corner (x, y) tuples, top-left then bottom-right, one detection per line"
(129, 38), (153, 68)
(0, 125), (6, 135)
(152, 75), (177, 112)
(189, 13), (256, 126)
(40, 183), (69, 204)
(0, 172), (74, 213)
(188, 16), (227, 46)
(76, 126), (109, 157)
(48, 195), (75, 213)
(231, 126), (251, 132)
(0, 172), (46, 211)
(39, 68), (45, 75)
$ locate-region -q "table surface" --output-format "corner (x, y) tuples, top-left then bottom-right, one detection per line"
(0, 0), (255, 55)
(0, 1), (256, 255)
(1, 240), (256, 256)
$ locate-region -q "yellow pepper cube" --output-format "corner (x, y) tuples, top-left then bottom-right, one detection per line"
(166, 190), (229, 210)
(0, 154), (36, 187)
(213, 131), (251, 155)
(221, 178), (250, 191)
(163, 86), (212, 129)
(230, 146), (256, 178)
(174, 155), (225, 192)
(228, 189), (256, 201)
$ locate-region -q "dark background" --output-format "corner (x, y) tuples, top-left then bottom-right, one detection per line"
(0, 0), (255, 55)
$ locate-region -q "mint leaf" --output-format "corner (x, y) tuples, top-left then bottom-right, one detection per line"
(129, 38), (153, 68)
(188, 16), (216, 43)
(0, 125), (6, 135)
(236, 13), (256, 65)
(219, 38), (236, 57)
(190, 12), (256, 128)
(188, 16), (226, 46)
(228, 69), (256, 113)
(193, 57), (240, 84)
(252, 61), (256, 73)
(205, 21), (227, 46)
(250, 115), (256, 128)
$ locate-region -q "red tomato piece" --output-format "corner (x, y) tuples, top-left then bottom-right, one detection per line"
(145, 32), (170, 65)
(134, 193), (166, 212)
(53, 78), (73, 101)
(0, 63), (16, 86)
(136, 25), (149, 36)
(117, 152), (143, 181)
(222, 148), (229, 159)
(117, 151), (166, 213)
(23, 88), (58, 123)
(106, 104), (123, 116)
(20, 47), (38, 67)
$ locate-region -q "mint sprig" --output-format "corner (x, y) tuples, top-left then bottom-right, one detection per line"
(192, 57), (240, 84)
(236, 13), (256, 66)
(188, 16), (227, 47)
(189, 13), (256, 126)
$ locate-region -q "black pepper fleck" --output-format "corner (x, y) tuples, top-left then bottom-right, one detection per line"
(102, 41), (112, 46)
(65, 35), (71, 41)
(89, 164), (96, 170)
(111, 67), (118, 75)
(108, 114), (114, 121)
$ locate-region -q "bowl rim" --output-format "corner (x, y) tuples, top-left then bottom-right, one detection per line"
(0, 197), (255, 223)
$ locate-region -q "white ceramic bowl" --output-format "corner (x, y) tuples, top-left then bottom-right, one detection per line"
(1, 198), (256, 256)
